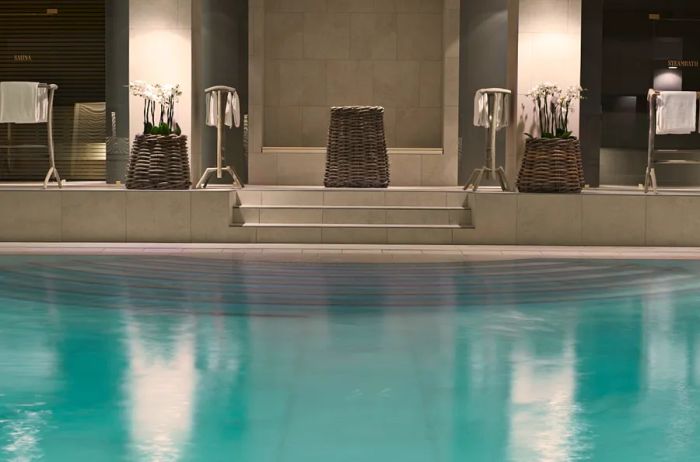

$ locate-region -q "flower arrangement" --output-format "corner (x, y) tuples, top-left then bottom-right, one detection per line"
(526, 83), (584, 139)
(129, 81), (183, 136)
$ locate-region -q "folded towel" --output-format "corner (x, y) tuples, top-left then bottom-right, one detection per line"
(656, 91), (697, 135)
(474, 88), (511, 130)
(206, 90), (241, 129)
(0, 82), (48, 124)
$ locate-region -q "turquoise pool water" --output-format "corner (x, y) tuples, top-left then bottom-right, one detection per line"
(1, 256), (700, 461)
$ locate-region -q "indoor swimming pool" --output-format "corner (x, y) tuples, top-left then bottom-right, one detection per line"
(1, 255), (700, 461)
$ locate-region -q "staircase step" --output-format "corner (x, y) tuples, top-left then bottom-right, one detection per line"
(234, 223), (469, 229)
(236, 189), (469, 208)
(232, 206), (472, 226)
(232, 223), (472, 244)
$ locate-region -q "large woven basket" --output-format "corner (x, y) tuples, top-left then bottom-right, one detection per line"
(126, 134), (191, 190)
(324, 106), (390, 188)
(517, 138), (584, 193)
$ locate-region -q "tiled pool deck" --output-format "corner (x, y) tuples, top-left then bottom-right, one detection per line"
(1, 244), (699, 262)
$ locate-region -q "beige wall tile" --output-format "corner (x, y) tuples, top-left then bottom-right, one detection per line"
(235, 190), (263, 206)
(373, 60), (420, 107)
(267, 0), (326, 12)
(250, 6), (265, 57)
(264, 60), (281, 106)
(248, 153), (278, 185)
(581, 195), (645, 246)
(233, 207), (260, 224)
(327, 61), (374, 106)
(386, 209), (451, 225)
(420, 61), (443, 107)
(389, 154), (423, 186)
(260, 208), (323, 223)
(443, 57), (459, 107)
(387, 228), (453, 244)
(323, 209), (387, 224)
(397, 14), (443, 60)
(396, 0), (443, 13)
(446, 192), (469, 207)
(457, 193), (517, 244)
(304, 13), (351, 59)
(328, 0), (375, 12)
(265, 13), (304, 59)
(385, 191), (446, 206)
(302, 107), (331, 146)
(0, 191), (61, 242)
(278, 61), (327, 106)
(191, 191), (248, 243)
(383, 107), (397, 147)
(61, 191), (126, 242)
(126, 192), (192, 243)
(516, 194), (582, 245)
(373, 0), (397, 13)
(645, 196), (700, 247)
(443, 6), (460, 59)
(396, 108), (442, 147)
(257, 226), (323, 243)
(322, 228), (388, 244)
(130, 0), (179, 29)
(276, 154), (325, 185)
(421, 152), (458, 186)
(262, 190), (324, 205)
(324, 190), (386, 206)
(264, 106), (302, 146)
(350, 14), (398, 59)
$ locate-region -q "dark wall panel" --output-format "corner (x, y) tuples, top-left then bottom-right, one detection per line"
(459, 0), (510, 185)
(196, 0), (249, 183)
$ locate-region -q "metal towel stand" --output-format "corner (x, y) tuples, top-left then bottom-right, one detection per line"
(0, 83), (61, 189)
(464, 88), (510, 192)
(196, 85), (244, 189)
(645, 89), (700, 193)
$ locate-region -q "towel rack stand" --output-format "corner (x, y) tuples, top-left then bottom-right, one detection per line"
(645, 89), (700, 193)
(464, 88), (511, 192)
(196, 85), (244, 189)
(0, 83), (61, 189)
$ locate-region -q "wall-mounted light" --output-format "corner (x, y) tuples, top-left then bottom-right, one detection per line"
(669, 66), (679, 70)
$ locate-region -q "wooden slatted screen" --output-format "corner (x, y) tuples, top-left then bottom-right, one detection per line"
(0, 0), (106, 180)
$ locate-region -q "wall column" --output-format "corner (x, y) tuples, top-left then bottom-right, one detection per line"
(129, 0), (193, 176)
(516, 0), (582, 167)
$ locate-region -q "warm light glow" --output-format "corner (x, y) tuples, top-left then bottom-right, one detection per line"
(125, 314), (197, 461)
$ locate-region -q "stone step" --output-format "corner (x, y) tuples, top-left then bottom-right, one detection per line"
(228, 224), (472, 245)
(233, 205), (472, 226)
(235, 188), (469, 208)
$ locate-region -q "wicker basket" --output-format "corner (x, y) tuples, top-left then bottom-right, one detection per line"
(517, 138), (584, 193)
(324, 106), (390, 188)
(126, 134), (191, 190)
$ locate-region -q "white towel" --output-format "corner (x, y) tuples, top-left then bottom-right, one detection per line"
(0, 82), (48, 124)
(206, 90), (241, 129)
(656, 91), (696, 135)
(474, 88), (511, 130)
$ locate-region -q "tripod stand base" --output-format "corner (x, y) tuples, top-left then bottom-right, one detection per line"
(464, 166), (509, 192)
(44, 166), (62, 189)
(196, 167), (244, 189)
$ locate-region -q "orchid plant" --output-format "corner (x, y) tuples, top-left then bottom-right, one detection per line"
(129, 81), (183, 136)
(526, 83), (584, 139)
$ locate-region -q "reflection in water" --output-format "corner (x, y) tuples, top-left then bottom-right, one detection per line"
(124, 314), (197, 462)
(0, 257), (700, 461)
(509, 330), (588, 462)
